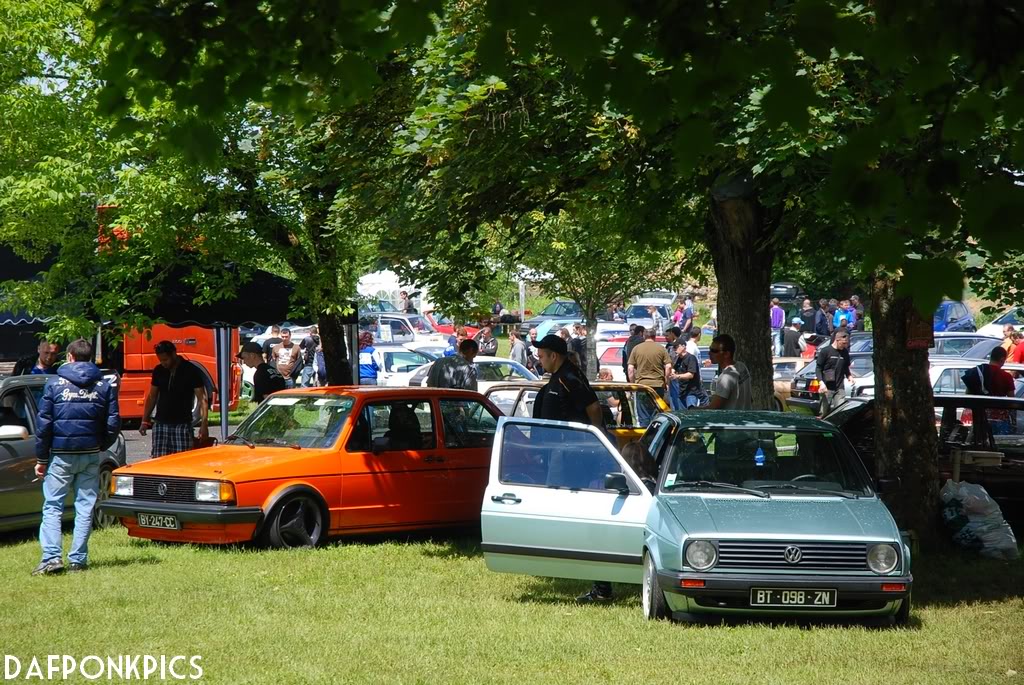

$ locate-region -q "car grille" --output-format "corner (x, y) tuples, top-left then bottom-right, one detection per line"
(716, 541), (869, 571)
(131, 476), (198, 504)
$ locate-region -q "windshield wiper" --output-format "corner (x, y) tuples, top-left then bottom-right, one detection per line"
(253, 438), (302, 450)
(759, 483), (858, 499)
(672, 480), (771, 498)
(225, 434), (255, 449)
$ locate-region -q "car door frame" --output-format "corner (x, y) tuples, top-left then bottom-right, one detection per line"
(0, 383), (49, 528)
(481, 417), (653, 584)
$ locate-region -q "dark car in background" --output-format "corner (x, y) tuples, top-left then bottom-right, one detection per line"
(851, 332), (999, 358)
(786, 354), (875, 415)
(0, 374), (127, 532)
(933, 300), (976, 332)
(518, 299), (582, 336)
(826, 394), (1024, 534)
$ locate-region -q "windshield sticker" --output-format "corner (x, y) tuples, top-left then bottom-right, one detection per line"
(823, 432), (833, 437)
(754, 447), (765, 467)
(664, 473), (676, 487)
(267, 397), (302, 406)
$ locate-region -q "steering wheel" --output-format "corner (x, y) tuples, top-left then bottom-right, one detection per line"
(791, 473), (818, 482)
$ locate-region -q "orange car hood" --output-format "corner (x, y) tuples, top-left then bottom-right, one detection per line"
(114, 445), (335, 482)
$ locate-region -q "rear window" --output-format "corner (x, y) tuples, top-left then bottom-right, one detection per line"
(995, 308), (1022, 326)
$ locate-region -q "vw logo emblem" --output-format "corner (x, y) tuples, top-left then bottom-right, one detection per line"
(784, 546), (803, 564)
(157, 482), (168, 497)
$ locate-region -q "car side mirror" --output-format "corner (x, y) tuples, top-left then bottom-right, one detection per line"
(604, 472), (630, 495)
(0, 425), (29, 441)
(876, 477), (901, 494)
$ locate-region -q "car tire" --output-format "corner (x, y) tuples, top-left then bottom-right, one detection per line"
(260, 494), (325, 549)
(642, 551), (670, 621)
(893, 593), (912, 627)
(774, 398), (784, 413)
(93, 464), (118, 529)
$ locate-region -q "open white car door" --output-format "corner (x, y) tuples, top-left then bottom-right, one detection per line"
(481, 417), (653, 584)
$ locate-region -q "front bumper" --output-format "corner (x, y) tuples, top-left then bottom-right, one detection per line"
(658, 571), (912, 615)
(99, 497), (263, 524)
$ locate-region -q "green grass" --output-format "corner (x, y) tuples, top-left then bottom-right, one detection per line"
(209, 400), (256, 426)
(2, 527), (1021, 684)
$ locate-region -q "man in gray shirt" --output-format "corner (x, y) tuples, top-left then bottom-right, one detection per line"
(508, 329), (529, 367)
(426, 339), (479, 391)
(707, 334), (752, 410)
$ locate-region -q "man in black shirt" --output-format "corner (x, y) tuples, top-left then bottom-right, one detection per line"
(140, 341), (208, 457)
(671, 339), (704, 408)
(815, 330), (852, 415)
(238, 342), (286, 404)
(261, 325), (282, 364)
(621, 324), (645, 380)
(532, 335), (601, 425)
(531, 334), (610, 604)
(782, 318), (805, 358)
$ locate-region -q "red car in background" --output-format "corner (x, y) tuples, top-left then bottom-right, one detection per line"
(423, 311), (481, 338)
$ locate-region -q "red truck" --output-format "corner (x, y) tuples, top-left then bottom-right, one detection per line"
(103, 324), (241, 424)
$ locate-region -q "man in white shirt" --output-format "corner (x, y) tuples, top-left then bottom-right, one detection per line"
(685, 329), (702, 364)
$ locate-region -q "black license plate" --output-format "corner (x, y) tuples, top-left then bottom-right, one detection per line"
(137, 513), (179, 530)
(750, 588), (836, 608)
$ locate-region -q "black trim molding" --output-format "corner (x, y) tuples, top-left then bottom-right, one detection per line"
(482, 543), (642, 565)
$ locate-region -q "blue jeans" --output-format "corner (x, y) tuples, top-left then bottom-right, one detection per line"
(39, 452), (99, 565)
(683, 393), (701, 409)
(668, 379), (684, 411)
(636, 388), (662, 427)
(300, 364), (316, 387)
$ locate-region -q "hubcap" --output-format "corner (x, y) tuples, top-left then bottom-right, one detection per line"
(277, 498), (321, 548)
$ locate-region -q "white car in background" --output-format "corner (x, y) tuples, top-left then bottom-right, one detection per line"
(241, 342), (437, 391)
(977, 307), (1023, 338)
(401, 356), (539, 393)
(856, 359), (1024, 397)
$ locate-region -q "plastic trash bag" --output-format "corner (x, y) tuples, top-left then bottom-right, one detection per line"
(940, 479), (1020, 560)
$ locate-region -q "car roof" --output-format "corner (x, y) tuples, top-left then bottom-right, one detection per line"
(483, 380), (658, 393)
(933, 331), (996, 338)
(668, 410), (834, 432)
(271, 386), (485, 399)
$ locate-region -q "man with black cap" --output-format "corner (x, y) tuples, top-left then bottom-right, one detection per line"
(238, 341), (286, 404)
(532, 334), (610, 605)
(532, 334), (602, 426)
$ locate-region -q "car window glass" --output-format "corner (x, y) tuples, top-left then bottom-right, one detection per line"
(943, 339), (975, 356)
(345, 400), (435, 452)
(641, 417), (673, 465)
(600, 347), (623, 364)
(935, 369), (956, 394)
(487, 389), (521, 416)
(477, 364), (506, 382)
(235, 395), (354, 448)
(773, 362), (797, 380)
(439, 399), (498, 449)
(515, 391), (537, 418)
(0, 389), (34, 434)
(500, 423), (627, 491)
(388, 351), (429, 373)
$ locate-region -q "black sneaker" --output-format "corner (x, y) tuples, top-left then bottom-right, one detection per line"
(31, 559), (64, 576)
(576, 587), (613, 604)
(67, 563), (88, 573)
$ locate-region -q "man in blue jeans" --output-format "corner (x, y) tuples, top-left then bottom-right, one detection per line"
(32, 338), (120, 576)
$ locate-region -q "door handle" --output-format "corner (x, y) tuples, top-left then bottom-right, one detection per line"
(491, 493), (521, 504)
(424, 455), (446, 463)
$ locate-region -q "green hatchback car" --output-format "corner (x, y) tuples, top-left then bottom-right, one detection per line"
(481, 411), (912, 624)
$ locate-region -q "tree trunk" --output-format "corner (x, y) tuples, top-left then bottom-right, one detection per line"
(584, 308), (599, 380)
(870, 275), (941, 547)
(318, 311), (353, 385)
(704, 174), (776, 409)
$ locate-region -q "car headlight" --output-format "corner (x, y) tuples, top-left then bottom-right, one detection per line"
(685, 540), (718, 571)
(113, 475), (133, 497)
(195, 480), (236, 503)
(867, 544), (899, 574)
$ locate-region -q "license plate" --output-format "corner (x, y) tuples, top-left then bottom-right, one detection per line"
(137, 513), (179, 530)
(750, 588), (836, 608)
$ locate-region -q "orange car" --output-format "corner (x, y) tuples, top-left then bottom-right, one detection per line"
(99, 387), (501, 548)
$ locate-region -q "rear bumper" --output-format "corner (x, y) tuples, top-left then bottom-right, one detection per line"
(786, 395), (820, 415)
(99, 497), (263, 524)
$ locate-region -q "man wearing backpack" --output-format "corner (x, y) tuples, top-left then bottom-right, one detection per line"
(815, 329), (852, 415)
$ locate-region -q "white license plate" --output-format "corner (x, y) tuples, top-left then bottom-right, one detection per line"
(750, 588), (837, 608)
(137, 513), (179, 530)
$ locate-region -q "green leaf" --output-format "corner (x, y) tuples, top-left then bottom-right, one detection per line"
(760, 76), (817, 133)
(672, 119), (715, 176)
(896, 257), (965, 317)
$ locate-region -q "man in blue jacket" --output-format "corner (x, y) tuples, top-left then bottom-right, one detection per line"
(32, 339), (120, 576)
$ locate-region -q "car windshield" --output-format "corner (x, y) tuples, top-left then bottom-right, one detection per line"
(233, 395), (355, 448)
(626, 304), (668, 318)
(961, 338), (1002, 360)
(405, 315), (437, 333)
(995, 308), (1022, 325)
(660, 427), (873, 497)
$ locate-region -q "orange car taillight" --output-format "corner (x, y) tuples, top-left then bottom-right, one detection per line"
(808, 379), (820, 393)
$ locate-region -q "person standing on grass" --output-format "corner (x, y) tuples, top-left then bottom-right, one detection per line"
(271, 328), (302, 389)
(627, 329), (673, 425)
(358, 332), (385, 385)
(299, 326), (320, 387)
(508, 328), (529, 367)
(770, 298), (785, 357)
(815, 299), (833, 338)
(33, 338), (119, 576)
(622, 324), (645, 380)
(427, 339), (479, 390)
(707, 334), (752, 410)
(140, 341), (208, 457)
(783, 318), (806, 358)
(261, 325), (282, 364)
(816, 329), (852, 415)
(476, 326), (498, 356)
